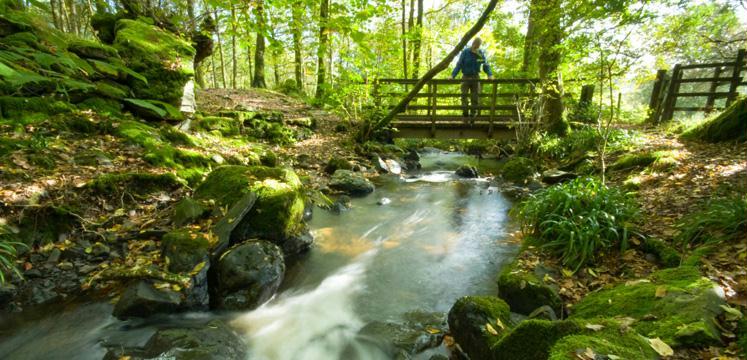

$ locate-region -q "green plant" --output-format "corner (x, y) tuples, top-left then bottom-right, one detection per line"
(0, 224), (26, 284)
(514, 177), (639, 271)
(675, 195), (747, 247)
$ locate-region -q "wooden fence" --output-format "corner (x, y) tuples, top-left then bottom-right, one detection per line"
(648, 49), (746, 123)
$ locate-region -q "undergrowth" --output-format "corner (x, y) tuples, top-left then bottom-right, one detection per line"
(513, 177), (639, 271)
(675, 195), (747, 247)
(531, 126), (641, 161)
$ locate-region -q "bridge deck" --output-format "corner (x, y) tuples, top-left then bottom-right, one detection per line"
(374, 78), (539, 139)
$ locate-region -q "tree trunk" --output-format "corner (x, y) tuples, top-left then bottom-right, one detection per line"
(381, 0), (501, 126)
(315, 0), (329, 99)
(411, 0), (423, 78)
(231, 4), (238, 89)
(210, 55), (218, 88)
(50, 0), (61, 30)
(214, 9), (227, 88)
(521, 0), (540, 76)
(252, 0), (267, 88)
(536, 0), (567, 135)
(247, 45), (253, 86)
(291, 0), (305, 92)
(401, 0), (408, 79)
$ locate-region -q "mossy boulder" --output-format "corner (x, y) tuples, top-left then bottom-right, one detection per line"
(172, 198), (207, 226)
(67, 38), (119, 60)
(642, 237), (681, 268)
(570, 266), (725, 347)
(0, 96), (73, 118)
(329, 170), (375, 196)
(448, 296), (511, 360)
(87, 172), (183, 195)
(497, 261), (562, 316)
(112, 280), (182, 319)
(492, 319), (656, 360)
(113, 19), (195, 105)
(194, 165), (310, 254)
(502, 157), (536, 183)
(195, 116), (240, 136)
(324, 157), (353, 175)
(161, 229), (210, 273)
(682, 96), (747, 142)
(211, 240), (284, 310)
(354, 311), (447, 358)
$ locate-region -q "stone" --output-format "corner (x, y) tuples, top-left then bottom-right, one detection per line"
(332, 195), (352, 214)
(377, 197), (391, 206)
(171, 197), (207, 227)
(46, 248), (61, 263)
(455, 165), (479, 178)
(57, 261), (74, 271)
(355, 311), (447, 358)
(496, 260), (563, 316)
(447, 296), (511, 360)
(112, 280), (182, 319)
(376, 156), (402, 175)
(211, 240), (285, 310)
(541, 169), (577, 184)
(78, 264), (97, 275)
(329, 170), (375, 196)
(25, 285), (59, 305)
(161, 229), (209, 273)
(91, 242), (110, 257)
(194, 165), (310, 255)
(105, 319), (247, 360)
(325, 157), (353, 175)
(0, 284), (18, 307)
(570, 266), (725, 347)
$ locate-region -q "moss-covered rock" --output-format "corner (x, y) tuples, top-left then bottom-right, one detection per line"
(195, 116), (240, 136)
(324, 157), (352, 175)
(161, 229), (210, 273)
(88, 172), (183, 195)
(136, 319), (247, 359)
(448, 296), (511, 360)
(570, 266), (725, 347)
(548, 333), (656, 360)
(502, 157), (535, 183)
(329, 170), (375, 196)
(93, 80), (131, 99)
(642, 237), (681, 268)
(492, 319), (582, 360)
(211, 240), (284, 310)
(113, 19), (195, 105)
(496, 260), (562, 316)
(67, 38), (119, 60)
(194, 165), (309, 254)
(0, 96), (73, 118)
(354, 311), (447, 358)
(172, 197), (207, 227)
(682, 97), (747, 142)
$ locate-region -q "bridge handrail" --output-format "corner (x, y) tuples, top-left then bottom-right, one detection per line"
(375, 78), (540, 85)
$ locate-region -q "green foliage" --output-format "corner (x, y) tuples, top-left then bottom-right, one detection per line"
(610, 150), (678, 171)
(355, 107), (393, 143)
(514, 177), (638, 270)
(0, 224), (26, 284)
(675, 195), (747, 247)
(533, 126), (640, 161)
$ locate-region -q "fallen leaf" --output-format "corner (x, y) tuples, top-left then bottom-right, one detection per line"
(585, 324), (604, 331)
(648, 337), (673, 356)
(655, 286), (667, 298)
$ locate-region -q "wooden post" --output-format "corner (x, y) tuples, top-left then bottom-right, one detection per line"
(426, 82), (432, 118)
(726, 49), (746, 106)
(705, 67), (723, 114)
(661, 65), (682, 122)
(579, 84), (594, 105)
(647, 69), (668, 124)
(373, 80), (381, 108)
(430, 82), (437, 137)
(488, 81), (497, 137)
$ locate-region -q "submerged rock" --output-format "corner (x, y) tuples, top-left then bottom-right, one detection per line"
(329, 170), (375, 196)
(570, 266), (725, 347)
(161, 229), (209, 273)
(455, 165), (479, 178)
(211, 240), (284, 310)
(194, 165), (310, 255)
(112, 280), (182, 319)
(501, 157), (536, 184)
(541, 169), (577, 184)
(105, 319), (247, 360)
(354, 311), (447, 358)
(325, 156), (353, 175)
(448, 296), (511, 360)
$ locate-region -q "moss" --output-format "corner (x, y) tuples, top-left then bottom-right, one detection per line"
(88, 172), (184, 195)
(682, 245), (716, 267)
(161, 229), (210, 273)
(113, 19), (195, 105)
(682, 97), (747, 142)
(67, 38), (119, 60)
(260, 150), (278, 167)
(502, 157), (535, 183)
(0, 96), (73, 118)
(570, 267), (724, 347)
(1, 31), (39, 48)
(13, 206), (78, 247)
(194, 165), (305, 241)
(448, 296), (511, 360)
(195, 116), (240, 136)
(548, 333), (655, 360)
(325, 156), (352, 174)
(497, 260), (562, 315)
(611, 150), (677, 171)
(642, 237), (681, 268)
(737, 318), (747, 356)
(94, 80), (130, 99)
(172, 197), (207, 226)
(492, 320), (583, 360)
(159, 126), (197, 146)
(77, 97), (122, 115)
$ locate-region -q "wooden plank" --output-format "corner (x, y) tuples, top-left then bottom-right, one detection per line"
(394, 115), (519, 122)
(377, 78), (540, 84)
(672, 106), (725, 111)
(678, 77), (734, 83)
(661, 64), (682, 122)
(403, 105), (515, 111)
(676, 91), (730, 97)
(381, 92), (532, 98)
(431, 82), (437, 136)
(392, 127), (516, 140)
(727, 49), (746, 106)
(647, 69), (668, 124)
(679, 61), (736, 70)
(489, 82), (497, 136)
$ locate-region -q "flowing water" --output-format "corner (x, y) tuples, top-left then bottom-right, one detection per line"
(0, 151), (518, 360)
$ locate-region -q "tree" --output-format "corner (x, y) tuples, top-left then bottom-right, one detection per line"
(291, 0), (305, 92)
(380, 0), (501, 126)
(252, 0), (267, 88)
(411, 0), (423, 78)
(315, 0), (329, 99)
(535, 0), (567, 135)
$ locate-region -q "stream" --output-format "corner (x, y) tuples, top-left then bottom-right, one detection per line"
(0, 151), (519, 360)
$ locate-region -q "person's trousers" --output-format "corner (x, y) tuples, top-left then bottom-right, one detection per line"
(461, 75), (480, 117)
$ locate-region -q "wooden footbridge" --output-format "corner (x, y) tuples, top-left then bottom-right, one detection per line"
(373, 78), (541, 139)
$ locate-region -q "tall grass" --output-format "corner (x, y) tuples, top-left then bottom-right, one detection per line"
(513, 177), (639, 271)
(0, 224), (25, 284)
(532, 126), (641, 161)
(675, 195), (747, 247)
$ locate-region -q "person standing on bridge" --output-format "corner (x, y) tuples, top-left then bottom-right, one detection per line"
(450, 37), (493, 120)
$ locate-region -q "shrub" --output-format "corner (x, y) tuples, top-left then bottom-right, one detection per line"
(675, 195), (747, 247)
(533, 126), (640, 161)
(514, 177), (639, 271)
(0, 225), (26, 284)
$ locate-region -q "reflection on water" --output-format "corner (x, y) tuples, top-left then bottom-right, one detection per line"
(0, 152), (517, 360)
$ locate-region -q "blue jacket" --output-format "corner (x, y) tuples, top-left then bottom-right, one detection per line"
(451, 48), (493, 78)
